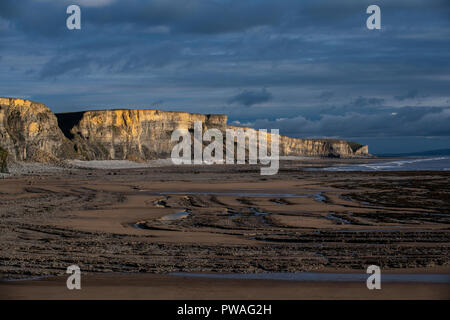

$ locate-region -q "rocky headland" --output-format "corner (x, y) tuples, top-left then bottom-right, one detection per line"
(0, 97), (370, 166)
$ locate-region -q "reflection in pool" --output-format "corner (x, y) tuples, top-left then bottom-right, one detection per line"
(161, 211), (190, 221)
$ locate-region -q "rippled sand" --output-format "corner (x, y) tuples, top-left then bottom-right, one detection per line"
(0, 159), (449, 299)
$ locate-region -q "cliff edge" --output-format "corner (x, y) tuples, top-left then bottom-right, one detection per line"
(0, 97), (370, 163)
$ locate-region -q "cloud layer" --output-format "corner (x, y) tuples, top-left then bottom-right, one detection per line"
(228, 89), (273, 106)
(240, 107), (450, 138)
(0, 0), (449, 149)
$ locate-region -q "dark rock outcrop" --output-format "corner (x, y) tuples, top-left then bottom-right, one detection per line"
(0, 146), (7, 173)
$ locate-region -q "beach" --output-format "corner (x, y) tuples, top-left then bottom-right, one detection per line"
(0, 158), (449, 299)
(2, 271), (449, 300)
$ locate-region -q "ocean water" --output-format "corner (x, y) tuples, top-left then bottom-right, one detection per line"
(322, 157), (450, 172)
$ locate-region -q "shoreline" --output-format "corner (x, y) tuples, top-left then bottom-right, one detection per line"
(0, 157), (410, 178)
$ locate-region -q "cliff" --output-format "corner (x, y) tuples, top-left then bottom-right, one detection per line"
(56, 109), (228, 160)
(0, 98), (76, 162)
(0, 97), (370, 163)
(227, 126), (369, 158)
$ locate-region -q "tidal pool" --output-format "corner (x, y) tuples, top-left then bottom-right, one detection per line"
(161, 211), (190, 221)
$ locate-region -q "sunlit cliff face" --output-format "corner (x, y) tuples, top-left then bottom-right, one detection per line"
(0, 98), (369, 162)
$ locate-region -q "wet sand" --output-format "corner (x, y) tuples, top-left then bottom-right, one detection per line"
(0, 159), (449, 299)
(1, 272), (449, 300)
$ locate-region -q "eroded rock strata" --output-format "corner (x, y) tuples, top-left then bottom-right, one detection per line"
(0, 97), (370, 163)
(56, 109), (227, 160)
(0, 98), (76, 162)
(0, 146), (7, 172)
(227, 125), (369, 158)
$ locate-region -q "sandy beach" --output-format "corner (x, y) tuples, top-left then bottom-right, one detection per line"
(2, 271), (449, 300)
(0, 159), (449, 299)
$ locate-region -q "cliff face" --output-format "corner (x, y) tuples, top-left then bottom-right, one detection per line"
(353, 145), (369, 156)
(280, 136), (355, 157)
(0, 146), (7, 172)
(0, 97), (370, 163)
(56, 109), (228, 160)
(227, 126), (369, 158)
(0, 98), (76, 162)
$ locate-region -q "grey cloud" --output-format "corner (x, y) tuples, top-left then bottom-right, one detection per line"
(2, 0), (448, 38)
(395, 89), (429, 101)
(39, 54), (90, 79)
(151, 100), (164, 106)
(351, 96), (385, 107)
(247, 107), (450, 138)
(317, 91), (334, 102)
(0, 0), (449, 144)
(228, 88), (273, 106)
(0, 0), (286, 37)
(37, 41), (184, 78)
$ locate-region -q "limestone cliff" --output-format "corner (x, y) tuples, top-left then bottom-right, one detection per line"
(353, 144), (369, 156)
(0, 98), (76, 162)
(0, 97), (370, 163)
(56, 109), (228, 160)
(227, 126), (369, 158)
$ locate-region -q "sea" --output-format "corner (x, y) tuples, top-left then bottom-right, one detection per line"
(321, 156), (450, 172)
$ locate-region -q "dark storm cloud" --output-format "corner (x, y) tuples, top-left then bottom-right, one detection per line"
(0, 0), (286, 37)
(228, 88), (273, 106)
(2, 0), (448, 37)
(0, 0), (449, 146)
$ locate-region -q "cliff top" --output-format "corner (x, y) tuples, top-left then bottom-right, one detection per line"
(56, 109), (227, 118)
(0, 97), (227, 118)
(0, 97), (43, 107)
(228, 125), (350, 144)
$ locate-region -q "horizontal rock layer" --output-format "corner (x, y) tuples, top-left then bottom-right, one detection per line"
(0, 98), (369, 163)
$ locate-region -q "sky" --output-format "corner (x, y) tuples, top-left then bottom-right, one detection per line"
(0, 0), (449, 154)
